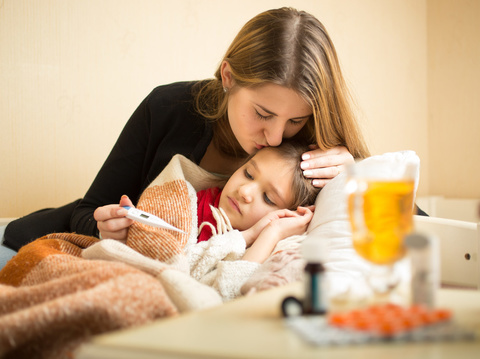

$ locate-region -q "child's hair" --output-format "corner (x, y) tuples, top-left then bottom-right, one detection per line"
(254, 141), (321, 210)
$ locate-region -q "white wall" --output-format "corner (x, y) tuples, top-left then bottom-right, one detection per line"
(1, 0), (474, 218)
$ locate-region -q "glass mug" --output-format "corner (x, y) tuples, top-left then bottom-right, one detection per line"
(346, 159), (416, 295)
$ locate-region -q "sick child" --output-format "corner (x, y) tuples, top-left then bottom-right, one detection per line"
(186, 141), (320, 299)
(97, 140), (320, 300)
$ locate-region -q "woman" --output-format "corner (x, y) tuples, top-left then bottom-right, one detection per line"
(4, 7), (369, 250)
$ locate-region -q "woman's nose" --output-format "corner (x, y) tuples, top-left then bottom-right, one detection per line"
(264, 122), (284, 147)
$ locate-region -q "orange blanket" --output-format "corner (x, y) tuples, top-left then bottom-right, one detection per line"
(0, 233), (180, 359)
(0, 155), (225, 359)
(0, 154), (305, 358)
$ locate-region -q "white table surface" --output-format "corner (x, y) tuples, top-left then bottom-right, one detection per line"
(75, 281), (480, 359)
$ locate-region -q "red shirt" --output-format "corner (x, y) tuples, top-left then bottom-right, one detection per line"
(196, 187), (222, 242)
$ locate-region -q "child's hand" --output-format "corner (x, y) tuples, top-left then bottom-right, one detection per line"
(242, 206), (314, 247)
(241, 207), (314, 264)
(261, 206), (314, 240)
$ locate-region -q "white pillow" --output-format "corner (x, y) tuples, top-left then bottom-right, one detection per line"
(303, 151), (420, 301)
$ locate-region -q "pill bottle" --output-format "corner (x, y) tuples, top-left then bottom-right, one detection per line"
(301, 240), (327, 315)
(405, 232), (439, 308)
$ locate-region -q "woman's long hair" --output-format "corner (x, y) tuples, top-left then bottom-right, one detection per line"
(194, 7), (370, 159)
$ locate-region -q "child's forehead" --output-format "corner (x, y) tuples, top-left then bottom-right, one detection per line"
(248, 149), (296, 183)
(251, 147), (283, 160)
(249, 148), (294, 167)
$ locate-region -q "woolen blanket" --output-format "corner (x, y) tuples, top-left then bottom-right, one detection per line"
(0, 155), (226, 359)
(0, 155), (306, 358)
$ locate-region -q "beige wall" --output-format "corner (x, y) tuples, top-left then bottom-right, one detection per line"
(0, 0), (477, 218)
(427, 0), (480, 198)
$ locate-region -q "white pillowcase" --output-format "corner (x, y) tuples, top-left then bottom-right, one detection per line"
(303, 151), (420, 300)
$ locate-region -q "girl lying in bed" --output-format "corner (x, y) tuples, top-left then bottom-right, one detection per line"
(195, 140), (320, 263)
(103, 140), (320, 300)
(0, 141), (320, 306)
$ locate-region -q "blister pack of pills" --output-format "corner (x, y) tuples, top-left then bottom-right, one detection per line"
(285, 303), (476, 346)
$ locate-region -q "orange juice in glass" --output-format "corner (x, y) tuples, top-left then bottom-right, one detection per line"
(348, 179), (415, 265)
(346, 158), (417, 295)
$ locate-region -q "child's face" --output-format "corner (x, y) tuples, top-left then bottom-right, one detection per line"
(219, 148), (294, 230)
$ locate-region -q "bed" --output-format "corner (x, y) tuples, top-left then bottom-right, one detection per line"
(0, 151), (478, 357)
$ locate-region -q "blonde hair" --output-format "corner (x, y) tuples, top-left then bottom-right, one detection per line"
(194, 7), (370, 159)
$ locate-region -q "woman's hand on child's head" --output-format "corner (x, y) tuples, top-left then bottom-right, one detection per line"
(301, 145), (354, 188)
(93, 195), (135, 243)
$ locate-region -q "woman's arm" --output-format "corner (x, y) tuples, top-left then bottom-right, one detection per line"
(71, 92), (154, 237)
(70, 82), (211, 237)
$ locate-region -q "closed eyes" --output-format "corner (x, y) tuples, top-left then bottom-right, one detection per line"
(243, 168), (276, 206)
(255, 109), (271, 121)
(254, 108), (307, 126)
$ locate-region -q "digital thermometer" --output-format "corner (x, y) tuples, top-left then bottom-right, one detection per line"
(123, 206), (184, 233)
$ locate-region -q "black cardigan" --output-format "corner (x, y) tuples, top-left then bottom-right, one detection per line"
(72, 81), (213, 236)
(5, 82), (213, 249)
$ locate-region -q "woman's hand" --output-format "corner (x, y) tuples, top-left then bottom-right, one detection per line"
(241, 206), (314, 264)
(301, 145), (355, 188)
(93, 195), (135, 243)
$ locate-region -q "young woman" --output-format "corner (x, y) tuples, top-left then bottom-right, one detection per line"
(4, 7), (369, 251)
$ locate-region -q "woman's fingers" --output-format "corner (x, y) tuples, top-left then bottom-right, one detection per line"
(93, 204), (126, 222)
(119, 194), (134, 208)
(301, 145), (355, 187)
(94, 195), (134, 242)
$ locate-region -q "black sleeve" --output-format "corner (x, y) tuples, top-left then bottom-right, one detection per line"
(70, 82), (212, 236)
